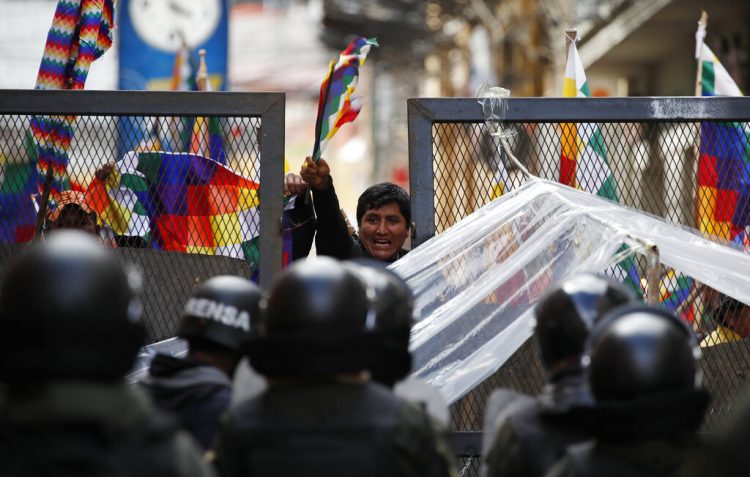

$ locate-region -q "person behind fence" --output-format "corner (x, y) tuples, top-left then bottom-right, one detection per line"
(45, 190), (101, 237)
(344, 259), (450, 425)
(286, 157), (411, 263)
(213, 257), (457, 477)
(0, 230), (215, 477)
(545, 304), (709, 477)
(482, 274), (637, 477)
(699, 293), (750, 347)
(140, 275), (261, 451)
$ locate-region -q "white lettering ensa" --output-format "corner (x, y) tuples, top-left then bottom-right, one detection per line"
(184, 298), (250, 332)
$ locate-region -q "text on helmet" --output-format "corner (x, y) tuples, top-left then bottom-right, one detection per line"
(184, 298), (250, 332)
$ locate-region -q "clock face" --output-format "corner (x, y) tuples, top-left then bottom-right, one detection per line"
(129, 0), (222, 53)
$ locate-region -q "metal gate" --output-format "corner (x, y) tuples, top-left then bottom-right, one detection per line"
(0, 89), (285, 342)
(408, 96), (750, 473)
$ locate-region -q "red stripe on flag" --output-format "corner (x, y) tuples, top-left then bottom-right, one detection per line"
(82, 177), (110, 215)
(560, 154), (577, 186)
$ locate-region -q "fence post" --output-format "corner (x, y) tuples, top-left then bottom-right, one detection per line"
(258, 94), (285, 288)
(408, 98), (437, 246)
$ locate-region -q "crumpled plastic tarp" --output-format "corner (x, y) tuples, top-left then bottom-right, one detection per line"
(127, 337), (187, 383)
(390, 179), (750, 404)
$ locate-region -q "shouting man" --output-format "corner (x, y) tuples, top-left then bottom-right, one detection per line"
(287, 156), (411, 263)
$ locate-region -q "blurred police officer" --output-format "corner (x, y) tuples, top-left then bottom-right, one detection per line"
(214, 257), (457, 477)
(141, 275), (261, 450)
(0, 230), (214, 477)
(345, 259), (449, 425)
(546, 304), (709, 477)
(483, 274), (636, 477)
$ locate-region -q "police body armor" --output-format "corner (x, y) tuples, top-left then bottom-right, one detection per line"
(217, 381), (444, 477)
(562, 439), (700, 477)
(550, 304), (709, 477)
(483, 386), (588, 477)
(0, 384), (211, 477)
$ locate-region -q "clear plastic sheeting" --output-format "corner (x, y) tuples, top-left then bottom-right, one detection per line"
(391, 180), (750, 405)
(126, 337), (187, 384)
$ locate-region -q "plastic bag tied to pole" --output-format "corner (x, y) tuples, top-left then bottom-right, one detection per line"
(476, 82), (516, 140)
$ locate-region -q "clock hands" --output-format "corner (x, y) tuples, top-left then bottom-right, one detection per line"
(167, 0), (192, 18)
(165, 1), (191, 47)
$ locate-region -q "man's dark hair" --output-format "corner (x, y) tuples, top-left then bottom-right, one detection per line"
(715, 294), (746, 326)
(356, 182), (411, 226)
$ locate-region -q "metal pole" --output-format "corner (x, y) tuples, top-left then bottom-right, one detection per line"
(258, 94), (286, 288)
(407, 99), (437, 246)
(644, 242), (661, 304)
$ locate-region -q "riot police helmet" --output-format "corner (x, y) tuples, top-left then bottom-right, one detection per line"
(345, 259), (414, 387)
(0, 230), (145, 382)
(534, 273), (636, 372)
(249, 257), (374, 378)
(178, 275), (261, 355)
(586, 304), (701, 401)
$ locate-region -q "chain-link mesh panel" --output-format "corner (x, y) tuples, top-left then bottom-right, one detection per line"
(450, 336), (547, 432)
(0, 112), (267, 343)
(432, 121), (715, 233)
(428, 118), (750, 435)
(620, 255), (750, 432)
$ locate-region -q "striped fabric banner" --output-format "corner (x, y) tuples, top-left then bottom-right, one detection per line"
(559, 35), (618, 201)
(35, 0), (115, 91)
(32, 0), (116, 206)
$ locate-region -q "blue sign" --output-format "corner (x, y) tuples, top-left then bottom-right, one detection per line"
(118, 0), (229, 91)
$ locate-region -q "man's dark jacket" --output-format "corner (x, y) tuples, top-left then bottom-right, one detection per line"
(0, 381), (214, 476)
(214, 380), (455, 477)
(140, 353), (232, 450)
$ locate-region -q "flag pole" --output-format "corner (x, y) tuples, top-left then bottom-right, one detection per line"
(564, 29), (578, 48)
(305, 59), (336, 205)
(694, 11), (708, 96)
(33, 163), (55, 240)
(197, 49), (208, 92)
(690, 10), (709, 318)
(312, 60), (336, 163)
(692, 10), (708, 222)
